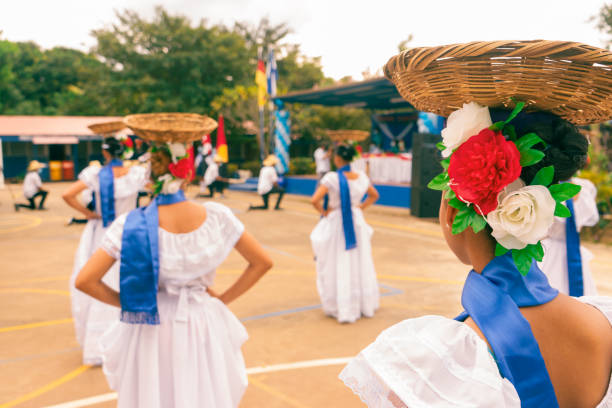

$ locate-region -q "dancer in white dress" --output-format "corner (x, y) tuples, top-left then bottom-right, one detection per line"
(341, 42), (612, 407)
(75, 114), (272, 408)
(63, 137), (147, 364)
(539, 176), (600, 296)
(310, 144), (380, 323)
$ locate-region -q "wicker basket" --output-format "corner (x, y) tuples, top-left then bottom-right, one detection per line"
(123, 113), (218, 143)
(384, 40), (612, 125)
(88, 121), (126, 135)
(326, 129), (370, 142)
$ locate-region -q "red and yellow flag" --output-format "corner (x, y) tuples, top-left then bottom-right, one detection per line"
(216, 114), (228, 163)
(255, 59), (267, 108)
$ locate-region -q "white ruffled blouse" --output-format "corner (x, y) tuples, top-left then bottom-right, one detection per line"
(340, 296), (612, 407)
(101, 201), (245, 289)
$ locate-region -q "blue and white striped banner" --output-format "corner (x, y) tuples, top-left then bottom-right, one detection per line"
(274, 109), (291, 175)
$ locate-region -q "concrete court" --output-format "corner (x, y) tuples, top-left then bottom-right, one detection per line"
(0, 182), (611, 408)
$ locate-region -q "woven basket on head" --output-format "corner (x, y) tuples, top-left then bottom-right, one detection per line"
(384, 40), (612, 125)
(123, 113), (218, 143)
(88, 121), (126, 135)
(326, 130), (370, 142)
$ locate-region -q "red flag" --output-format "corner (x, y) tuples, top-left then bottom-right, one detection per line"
(216, 115), (228, 162)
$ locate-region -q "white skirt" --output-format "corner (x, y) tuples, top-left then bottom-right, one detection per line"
(70, 219), (120, 365)
(100, 289), (248, 408)
(310, 208), (379, 323)
(538, 238), (597, 296)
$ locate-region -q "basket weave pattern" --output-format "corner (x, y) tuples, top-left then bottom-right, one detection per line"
(384, 40), (612, 125)
(124, 113), (218, 143)
(326, 129), (370, 142)
(88, 121), (126, 135)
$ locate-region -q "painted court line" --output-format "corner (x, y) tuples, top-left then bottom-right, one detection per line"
(42, 357), (353, 408)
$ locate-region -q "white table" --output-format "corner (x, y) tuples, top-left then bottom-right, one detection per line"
(352, 153), (412, 184)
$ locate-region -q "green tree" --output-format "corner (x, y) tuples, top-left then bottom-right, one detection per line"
(91, 6), (251, 114)
(594, 3), (612, 49)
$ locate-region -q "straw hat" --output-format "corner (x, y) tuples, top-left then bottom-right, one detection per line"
(383, 40), (612, 125)
(123, 113), (218, 143)
(213, 154), (225, 163)
(27, 160), (46, 172)
(88, 160), (102, 168)
(263, 154), (280, 166)
(88, 121), (126, 135)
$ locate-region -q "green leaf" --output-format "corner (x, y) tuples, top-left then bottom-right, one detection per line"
(549, 183), (581, 202)
(448, 197), (466, 210)
(489, 121), (505, 131)
(512, 248), (533, 276)
(515, 132), (544, 152)
(427, 172), (449, 191)
(530, 166), (554, 186)
(524, 242), (545, 262)
(441, 158), (450, 170)
(468, 212), (488, 234)
(495, 243), (509, 256)
(504, 101), (525, 124)
(519, 149), (545, 167)
(444, 189), (456, 200)
(436, 142), (445, 151)
(504, 124), (517, 141)
(452, 206), (472, 234)
(554, 202), (571, 217)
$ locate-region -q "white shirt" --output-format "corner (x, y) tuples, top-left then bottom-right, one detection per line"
(203, 162), (219, 187)
(257, 166), (278, 195)
(23, 171), (42, 198)
(314, 147), (330, 174)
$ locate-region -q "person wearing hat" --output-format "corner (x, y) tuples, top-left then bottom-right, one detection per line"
(249, 154), (285, 210)
(14, 160), (49, 211)
(74, 113), (272, 408)
(63, 137), (148, 365)
(198, 153), (231, 198)
(340, 41), (612, 408)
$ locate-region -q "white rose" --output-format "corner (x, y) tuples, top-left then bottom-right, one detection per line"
(486, 179), (556, 250)
(162, 178), (183, 195)
(441, 102), (492, 157)
(167, 142), (187, 163)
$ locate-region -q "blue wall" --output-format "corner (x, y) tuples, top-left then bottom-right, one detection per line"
(231, 176), (411, 209)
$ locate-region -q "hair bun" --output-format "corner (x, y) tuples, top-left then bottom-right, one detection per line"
(102, 137), (125, 158)
(335, 144), (357, 162)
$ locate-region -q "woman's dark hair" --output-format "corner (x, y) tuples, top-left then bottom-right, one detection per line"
(335, 144), (357, 163)
(491, 110), (589, 184)
(102, 137), (124, 158)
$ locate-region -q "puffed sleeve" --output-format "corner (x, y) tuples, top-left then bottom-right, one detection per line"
(206, 202), (245, 249)
(321, 172), (337, 191)
(78, 165), (102, 190)
(572, 177), (599, 230)
(339, 316), (521, 408)
(100, 213), (128, 259)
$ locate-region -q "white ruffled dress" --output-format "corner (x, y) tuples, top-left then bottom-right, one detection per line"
(99, 202), (248, 408)
(538, 177), (600, 295)
(310, 170), (379, 323)
(340, 296), (612, 407)
(70, 164), (147, 364)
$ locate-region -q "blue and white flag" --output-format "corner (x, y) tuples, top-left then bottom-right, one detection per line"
(266, 50), (278, 97)
(274, 106), (291, 175)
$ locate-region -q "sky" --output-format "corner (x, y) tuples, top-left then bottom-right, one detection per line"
(0, 0), (609, 80)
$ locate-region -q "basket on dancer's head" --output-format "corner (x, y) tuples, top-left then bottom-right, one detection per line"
(123, 112), (218, 143)
(88, 120), (127, 136)
(383, 39), (612, 125)
(326, 129), (370, 143)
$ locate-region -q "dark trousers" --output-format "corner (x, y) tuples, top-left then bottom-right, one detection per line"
(17, 190), (48, 210)
(205, 181), (227, 197)
(250, 186), (285, 210)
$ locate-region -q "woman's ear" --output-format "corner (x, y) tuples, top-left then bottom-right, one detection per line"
(445, 201), (458, 230)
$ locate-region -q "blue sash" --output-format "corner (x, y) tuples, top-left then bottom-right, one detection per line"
(337, 165), (357, 250)
(98, 158), (123, 227)
(455, 253), (559, 407)
(119, 190), (187, 325)
(565, 199), (584, 297)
